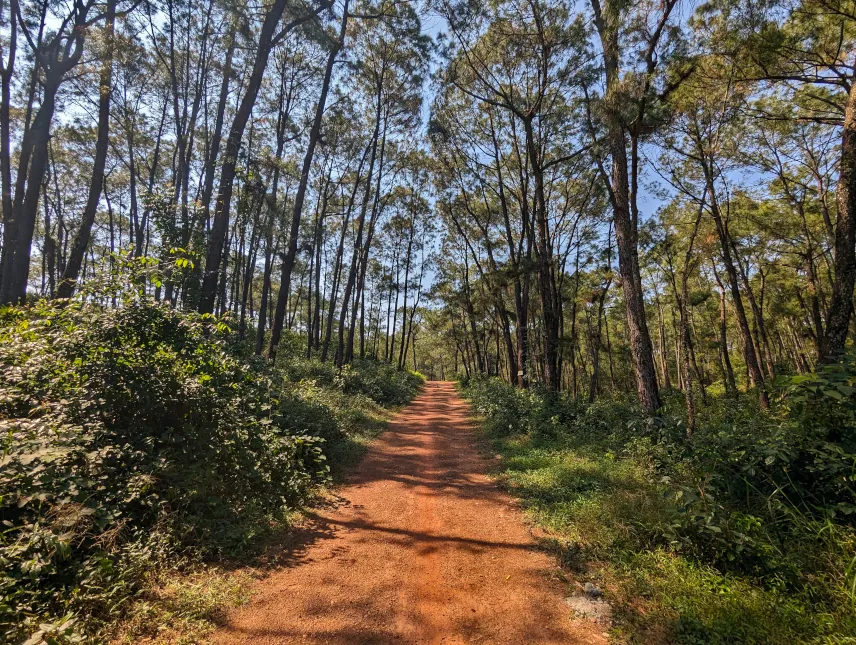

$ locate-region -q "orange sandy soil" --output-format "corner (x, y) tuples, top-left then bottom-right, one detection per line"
(212, 381), (608, 644)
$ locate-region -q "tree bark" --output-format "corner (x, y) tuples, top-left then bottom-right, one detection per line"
(2, 79), (59, 303)
(712, 264), (737, 395)
(0, 0), (16, 277)
(589, 0), (668, 412)
(523, 117), (560, 391)
(821, 82), (856, 362)
(200, 36), (235, 229)
(322, 147), (368, 361)
(337, 82), (382, 367)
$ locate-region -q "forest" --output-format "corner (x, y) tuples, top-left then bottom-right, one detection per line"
(1, 0), (856, 641)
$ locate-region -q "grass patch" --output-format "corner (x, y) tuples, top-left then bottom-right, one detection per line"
(112, 567), (255, 644)
(465, 378), (856, 644)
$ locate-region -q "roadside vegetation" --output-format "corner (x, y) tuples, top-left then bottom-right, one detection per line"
(464, 376), (856, 644)
(0, 278), (423, 645)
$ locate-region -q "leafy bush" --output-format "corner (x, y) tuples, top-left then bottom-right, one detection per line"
(338, 359), (424, 406)
(466, 376), (538, 435)
(777, 358), (856, 518)
(281, 355), (339, 387)
(282, 357), (423, 407)
(0, 294), (420, 644)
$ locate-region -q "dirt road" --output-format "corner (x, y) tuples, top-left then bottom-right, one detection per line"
(213, 381), (607, 644)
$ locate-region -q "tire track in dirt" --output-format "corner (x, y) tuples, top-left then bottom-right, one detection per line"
(212, 381), (608, 645)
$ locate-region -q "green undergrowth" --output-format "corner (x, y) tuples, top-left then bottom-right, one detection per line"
(463, 376), (856, 644)
(0, 285), (422, 645)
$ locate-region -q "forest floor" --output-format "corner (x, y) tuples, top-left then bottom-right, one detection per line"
(211, 381), (607, 645)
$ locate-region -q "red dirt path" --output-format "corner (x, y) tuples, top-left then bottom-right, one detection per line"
(213, 381), (608, 644)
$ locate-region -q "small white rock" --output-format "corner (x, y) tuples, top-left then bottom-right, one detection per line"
(565, 595), (612, 625)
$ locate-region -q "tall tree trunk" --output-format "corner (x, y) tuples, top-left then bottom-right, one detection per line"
(388, 256), (399, 362)
(137, 99), (168, 258)
(200, 35), (235, 227)
(312, 175), (329, 353)
(822, 82), (856, 362)
(58, 0), (117, 298)
(2, 78), (60, 304)
(732, 245), (775, 379)
(322, 148), (367, 361)
(1, 2), (47, 303)
(254, 81), (295, 355)
(337, 86), (382, 367)
(239, 196), (263, 338)
(267, 6), (347, 358)
(347, 117), (388, 364)
(199, 0), (286, 314)
(654, 289), (672, 389)
(200, 0), (329, 314)
(42, 182), (54, 297)
(462, 262), (484, 373)
(255, 230), (278, 355)
(489, 111), (528, 387)
(383, 268), (394, 360)
(587, 281), (609, 403)
(523, 117), (560, 391)
(0, 0), (16, 275)
(589, 0), (664, 412)
(397, 218), (414, 370)
(706, 186), (768, 408)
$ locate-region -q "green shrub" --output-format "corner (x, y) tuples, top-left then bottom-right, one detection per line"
(281, 357), (423, 407)
(0, 298), (331, 643)
(338, 358), (424, 406)
(280, 354), (338, 387)
(0, 254), (423, 644)
(466, 376), (538, 435)
(777, 357), (856, 518)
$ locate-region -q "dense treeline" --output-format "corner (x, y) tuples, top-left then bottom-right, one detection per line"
(428, 0), (856, 424)
(0, 0), (435, 370)
(5, 0), (852, 405)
